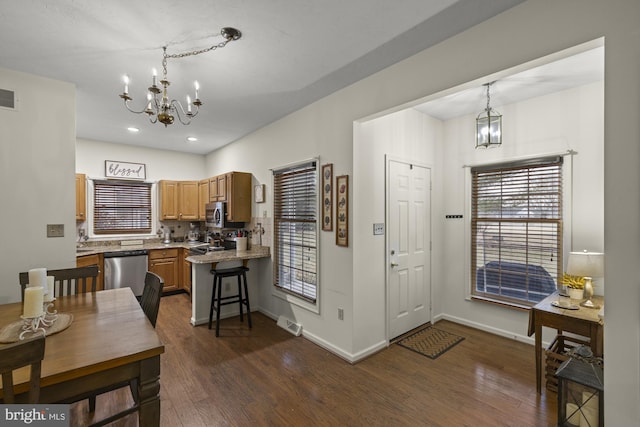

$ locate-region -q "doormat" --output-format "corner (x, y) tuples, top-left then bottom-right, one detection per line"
(397, 327), (464, 359)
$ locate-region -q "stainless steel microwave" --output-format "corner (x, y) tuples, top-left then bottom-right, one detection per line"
(205, 202), (244, 229)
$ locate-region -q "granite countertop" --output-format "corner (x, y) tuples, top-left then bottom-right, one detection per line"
(186, 246), (270, 264)
(75, 241), (209, 256)
(76, 241), (270, 264)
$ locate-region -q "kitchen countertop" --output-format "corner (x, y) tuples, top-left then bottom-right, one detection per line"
(75, 241), (210, 256)
(186, 245), (270, 264)
(76, 242), (271, 264)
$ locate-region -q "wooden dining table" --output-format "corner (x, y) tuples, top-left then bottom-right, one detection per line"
(0, 287), (164, 426)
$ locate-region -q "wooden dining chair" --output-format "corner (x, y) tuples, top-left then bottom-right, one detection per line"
(87, 272), (164, 420)
(19, 265), (100, 301)
(0, 335), (46, 404)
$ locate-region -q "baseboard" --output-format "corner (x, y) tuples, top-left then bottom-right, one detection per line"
(438, 313), (538, 346)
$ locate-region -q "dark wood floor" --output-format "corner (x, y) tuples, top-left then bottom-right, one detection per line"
(71, 293), (557, 426)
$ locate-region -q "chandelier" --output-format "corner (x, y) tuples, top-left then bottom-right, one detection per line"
(119, 27), (241, 127)
(475, 81), (502, 148)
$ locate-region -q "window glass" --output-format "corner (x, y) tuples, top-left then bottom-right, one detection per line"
(273, 160), (318, 302)
(471, 157), (563, 305)
(93, 180), (152, 234)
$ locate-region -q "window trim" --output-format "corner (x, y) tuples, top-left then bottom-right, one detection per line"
(469, 156), (564, 307)
(271, 158), (320, 313)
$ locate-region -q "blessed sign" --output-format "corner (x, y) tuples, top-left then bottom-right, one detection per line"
(105, 160), (146, 180)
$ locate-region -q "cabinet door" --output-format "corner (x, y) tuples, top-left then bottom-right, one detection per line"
(149, 257), (179, 293)
(76, 253), (104, 291)
(76, 173), (86, 221)
(181, 249), (192, 293)
(226, 172), (252, 222)
(159, 180), (179, 220)
(216, 174), (227, 201)
(198, 179), (209, 220)
(178, 181), (199, 220)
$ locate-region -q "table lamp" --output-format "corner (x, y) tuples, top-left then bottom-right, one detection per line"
(566, 250), (605, 309)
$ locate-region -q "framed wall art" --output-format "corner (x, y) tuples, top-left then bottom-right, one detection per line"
(254, 184), (265, 203)
(336, 174), (348, 247)
(321, 163), (333, 231)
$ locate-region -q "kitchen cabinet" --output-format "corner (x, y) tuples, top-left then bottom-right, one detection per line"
(181, 248), (192, 293)
(148, 248), (180, 293)
(198, 179), (209, 220)
(159, 180), (199, 220)
(76, 173), (86, 221)
(209, 174), (227, 202)
(225, 172), (252, 222)
(76, 253), (104, 291)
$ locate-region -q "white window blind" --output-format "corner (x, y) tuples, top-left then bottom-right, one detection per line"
(471, 157), (563, 306)
(93, 180), (152, 234)
(273, 160), (318, 303)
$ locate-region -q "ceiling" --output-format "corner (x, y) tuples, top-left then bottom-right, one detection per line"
(0, 0), (531, 155)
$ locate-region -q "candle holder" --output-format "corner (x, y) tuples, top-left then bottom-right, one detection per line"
(19, 314), (48, 340)
(42, 299), (58, 326)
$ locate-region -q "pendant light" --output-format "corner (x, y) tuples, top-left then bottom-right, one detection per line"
(476, 82), (502, 148)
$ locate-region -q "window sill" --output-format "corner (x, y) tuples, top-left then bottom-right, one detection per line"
(470, 295), (532, 311)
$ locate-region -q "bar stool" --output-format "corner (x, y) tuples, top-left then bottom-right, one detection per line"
(209, 266), (252, 337)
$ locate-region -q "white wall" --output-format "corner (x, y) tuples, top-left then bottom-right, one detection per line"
(204, 1), (640, 423)
(0, 67), (76, 304)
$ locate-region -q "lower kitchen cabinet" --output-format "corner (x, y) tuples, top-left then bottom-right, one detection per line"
(148, 248), (180, 293)
(76, 253), (104, 291)
(181, 248), (192, 294)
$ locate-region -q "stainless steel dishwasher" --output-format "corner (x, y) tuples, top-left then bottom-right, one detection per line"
(103, 249), (149, 297)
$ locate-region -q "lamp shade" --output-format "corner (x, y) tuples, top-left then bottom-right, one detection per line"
(566, 251), (604, 278)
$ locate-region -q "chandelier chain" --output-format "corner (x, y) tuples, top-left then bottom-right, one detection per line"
(165, 39), (232, 60)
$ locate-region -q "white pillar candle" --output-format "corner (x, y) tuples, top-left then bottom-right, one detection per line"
(565, 403), (580, 426)
(23, 286), (44, 317)
(581, 392), (599, 426)
(28, 268), (47, 287)
(44, 276), (55, 302)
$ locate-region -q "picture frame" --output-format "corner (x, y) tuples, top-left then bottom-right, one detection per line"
(321, 164), (333, 231)
(254, 184), (265, 203)
(336, 174), (348, 247)
(104, 160), (146, 180)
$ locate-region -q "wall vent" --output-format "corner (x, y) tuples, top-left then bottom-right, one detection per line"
(0, 88), (16, 110)
(276, 315), (302, 336)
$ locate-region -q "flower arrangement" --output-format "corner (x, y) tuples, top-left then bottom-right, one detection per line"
(561, 273), (585, 289)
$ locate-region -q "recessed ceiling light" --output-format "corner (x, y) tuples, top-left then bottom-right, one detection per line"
(127, 127), (140, 133)
(186, 136), (198, 142)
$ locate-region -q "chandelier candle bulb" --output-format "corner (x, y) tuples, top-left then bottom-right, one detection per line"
(23, 286), (44, 318)
(152, 68), (157, 87)
(187, 95), (192, 113)
(194, 81), (199, 100)
(28, 268), (47, 288)
(123, 75), (129, 95)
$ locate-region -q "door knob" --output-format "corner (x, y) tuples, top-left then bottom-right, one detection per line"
(391, 262), (398, 268)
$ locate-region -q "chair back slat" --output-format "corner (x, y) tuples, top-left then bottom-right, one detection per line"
(0, 335), (46, 403)
(19, 265), (100, 302)
(140, 272), (164, 328)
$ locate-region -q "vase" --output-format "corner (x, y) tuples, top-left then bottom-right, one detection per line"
(568, 288), (584, 300)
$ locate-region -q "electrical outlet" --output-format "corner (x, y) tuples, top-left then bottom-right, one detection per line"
(47, 224), (64, 238)
(338, 308), (344, 320)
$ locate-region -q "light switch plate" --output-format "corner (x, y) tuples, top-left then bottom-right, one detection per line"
(47, 224), (64, 237)
(373, 223), (384, 235)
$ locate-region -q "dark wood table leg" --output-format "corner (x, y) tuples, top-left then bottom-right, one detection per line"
(535, 322), (542, 394)
(138, 355), (161, 427)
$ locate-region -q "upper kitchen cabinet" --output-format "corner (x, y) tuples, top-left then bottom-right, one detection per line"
(225, 172), (252, 222)
(198, 179), (209, 220)
(159, 180), (199, 221)
(209, 174), (227, 202)
(76, 173), (86, 221)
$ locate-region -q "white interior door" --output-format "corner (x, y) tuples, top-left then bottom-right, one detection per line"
(387, 159), (431, 339)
